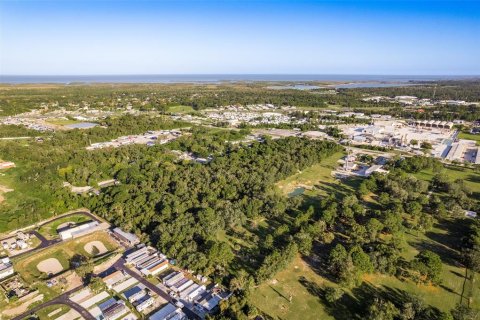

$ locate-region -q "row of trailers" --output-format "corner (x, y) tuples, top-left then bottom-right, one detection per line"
(125, 245), (169, 276)
(163, 271), (206, 301)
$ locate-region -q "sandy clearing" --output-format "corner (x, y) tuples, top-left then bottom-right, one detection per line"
(37, 258), (63, 275)
(84, 240), (108, 255)
(0, 185), (13, 203)
(0, 185), (14, 193)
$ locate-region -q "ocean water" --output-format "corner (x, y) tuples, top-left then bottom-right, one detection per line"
(0, 74), (476, 84)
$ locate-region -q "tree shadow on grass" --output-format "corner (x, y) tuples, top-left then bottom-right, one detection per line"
(302, 241), (339, 283)
(410, 238), (462, 268)
(298, 277), (443, 320)
(451, 270), (466, 279)
(465, 173), (480, 184)
(425, 218), (469, 253)
(315, 182), (354, 200)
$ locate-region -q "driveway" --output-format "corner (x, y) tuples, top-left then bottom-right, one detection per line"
(10, 285), (95, 320)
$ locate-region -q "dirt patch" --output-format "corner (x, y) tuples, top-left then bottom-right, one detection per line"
(37, 258), (63, 275)
(84, 240), (108, 255)
(0, 185), (13, 203)
(64, 271), (82, 290)
(0, 185), (14, 193)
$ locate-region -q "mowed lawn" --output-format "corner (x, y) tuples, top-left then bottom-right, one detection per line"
(414, 166), (480, 199)
(37, 213), (92, 239)
(251, 221), (479, 319)
(457, 132), (480, 144)
(36, 305), (71, 320)
(45, 118), (80, 126)
(370, 222), (480, 312)
(253, 158), (480, 319)
(168, 105), (195, 113)
(251, 255), (335, 320)
(276, 152), (347, 197)
(14, 231), (119, 283)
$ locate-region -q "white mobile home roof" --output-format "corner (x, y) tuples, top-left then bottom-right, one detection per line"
(162, 271), (179, 282)
(113, 228), (140, 243)
(173, 279), (193, 293)
(80, 291), (110, 309)
(149, 303), (178, 320)
(129, 252), (151, 265)
(113, 277), (139, 293)
(165, 273), (184, 287)
(125, 247), (148, 262)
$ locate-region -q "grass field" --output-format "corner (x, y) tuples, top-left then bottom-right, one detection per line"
(0, 154), (60, 233)
(168, 105), (195, 113)
(458, 131), (480, 145)
(35, 304), (71, 320)
(37, 213), (92, 239)
(413, 166), (480, 199)
(251, 255), (335, 320)
(251, 221), (479, 319)
(14, 231), (119, 283)
(276, 152), (346, 197)
(45, 118), (80, 126)
(376, 220), (480, 312)
(252, 157), (480, 319)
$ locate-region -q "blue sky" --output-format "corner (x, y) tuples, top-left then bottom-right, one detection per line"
(1, 0), (479, 75)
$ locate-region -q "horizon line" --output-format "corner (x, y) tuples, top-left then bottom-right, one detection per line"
(2, 73), (480, 77)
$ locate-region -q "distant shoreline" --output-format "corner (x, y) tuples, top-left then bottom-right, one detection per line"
(0, 74), (478, 85)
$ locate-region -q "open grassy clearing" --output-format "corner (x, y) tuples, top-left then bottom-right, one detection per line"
(253, 156), (480, 319)
(37, 213), (92, 239)
(168, 105), (195, 113)
(45, 118), (80, 126)
(413, 166), (480, 199)
(458, 131), (480, 144)
(370, 219), (480, 312)
(251, 255), (335, 320)
(35, 304), (71, 320)
(251, 219), (479, 319)
(0, 151), (60, 233)
(275, 151), (346, 196)
(14, 231), (119, 283)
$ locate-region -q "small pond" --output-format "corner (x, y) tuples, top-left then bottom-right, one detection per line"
(65, 122), (98, 129)
(288, 187), (306, 197)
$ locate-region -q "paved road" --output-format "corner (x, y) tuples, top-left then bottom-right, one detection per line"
(113, 259), (201, 319)
(11, 211), (99, 260)
(10, 285), (95, 320)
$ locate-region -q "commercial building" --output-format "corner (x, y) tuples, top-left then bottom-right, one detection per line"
(58, 221), (100, 240)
